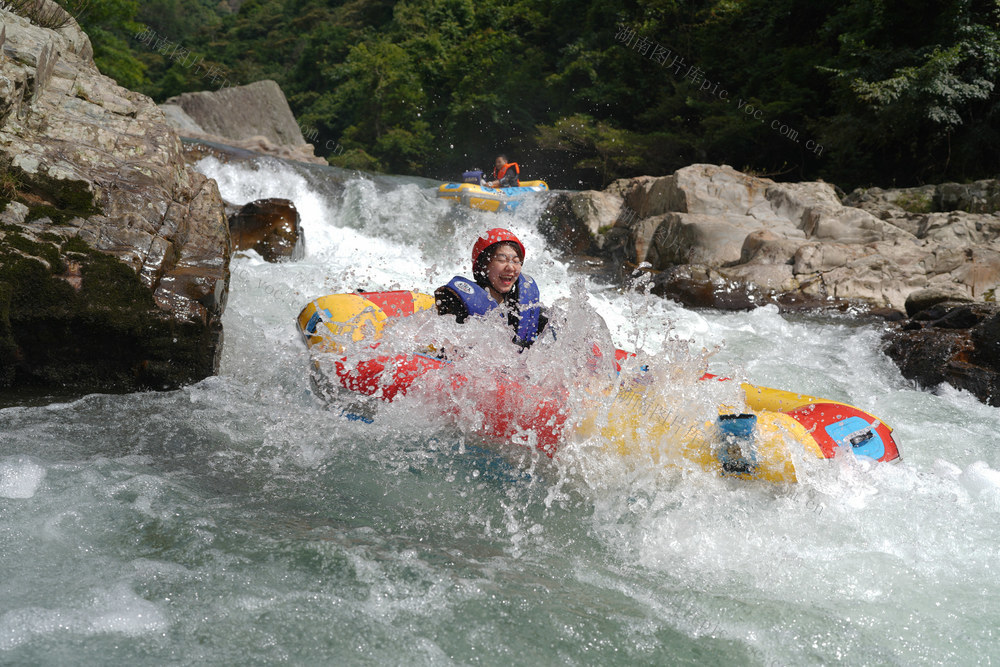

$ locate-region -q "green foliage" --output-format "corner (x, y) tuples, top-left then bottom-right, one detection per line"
(0, 166), (21, 203)
(54, 0), (150, 90)
(69, 0), (1000, 187)
(819, 0), (1000, 184)
(328, 148), (384, 172)
(535, 114), (647, 187)
(894, 191), (933, 214)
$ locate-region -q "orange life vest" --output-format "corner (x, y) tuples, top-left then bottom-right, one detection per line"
(493, 162), (520, 186)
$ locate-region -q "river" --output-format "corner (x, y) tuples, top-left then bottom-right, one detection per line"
(1, 156), (998, 665)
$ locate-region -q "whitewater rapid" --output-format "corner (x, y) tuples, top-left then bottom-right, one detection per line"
(1, 156), (998, 665)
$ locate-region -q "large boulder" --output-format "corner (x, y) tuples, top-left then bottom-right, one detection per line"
(0, 5), (230, 394)
(603, 164), (1000, 312)
(162, 80), (325, 164)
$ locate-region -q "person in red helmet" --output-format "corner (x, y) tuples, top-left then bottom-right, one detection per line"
(435, 228), (548, 348)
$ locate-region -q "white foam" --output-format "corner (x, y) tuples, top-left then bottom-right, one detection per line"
(960, 461), (1000, 507)
(0, 457), (46, 499)
(0, 583), (167, 650)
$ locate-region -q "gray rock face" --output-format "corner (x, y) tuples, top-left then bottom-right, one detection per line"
(0, 5), (230, 394)
(162, 80), (325, 164)
(586, 164), (1000, 312)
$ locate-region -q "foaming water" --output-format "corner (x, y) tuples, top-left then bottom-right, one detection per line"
(0, 456), (46, 499)
(1, 157), (998, 664)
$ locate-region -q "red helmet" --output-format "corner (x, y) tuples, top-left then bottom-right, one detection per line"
(471, 228), (525, 273)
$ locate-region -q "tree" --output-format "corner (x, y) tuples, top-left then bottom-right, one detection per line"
(820, 0), (1000, 184)
(535, 114), (647, 186)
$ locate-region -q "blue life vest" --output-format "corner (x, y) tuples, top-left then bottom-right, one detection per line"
(445, 273), (542, 346)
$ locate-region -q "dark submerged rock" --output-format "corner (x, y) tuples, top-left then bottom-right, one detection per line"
(228, 198), (303, 262)
(884, 301), (1000, 406)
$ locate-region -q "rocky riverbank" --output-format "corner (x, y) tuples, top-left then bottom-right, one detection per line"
(542, 163), (1000, 406)
(545, 164), (1000, 315)
(0, 4), (230, 394)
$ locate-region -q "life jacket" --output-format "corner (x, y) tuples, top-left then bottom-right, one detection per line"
(493, 162), (520, 186)
(445, 273), (541, 346)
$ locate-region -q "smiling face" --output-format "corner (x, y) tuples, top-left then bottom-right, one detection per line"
(494, 156), (507, 172)
(485, 242), (522, 296)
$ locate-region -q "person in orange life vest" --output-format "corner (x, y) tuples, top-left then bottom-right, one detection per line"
(434, 228), (548, 348)
(486, 155), (520, 188)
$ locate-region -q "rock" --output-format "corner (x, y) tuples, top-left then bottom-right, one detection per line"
(229, 198), (304, 262)
(620, 175), (678, 219)
(739, 230), (807, 265)
(905, 286), (975, 318)
(165, 80), (302, 147)
(799, 240), (929, 308)
(918, 211), (1000, 246)
(946, 248), (1000, 300)
(884, 302), (1000, 406)
(649, 212), (777, 266)
(971, 312), (1000, 372)
(569, 190), (623, 238)
(598, 163), (1000, 312)
(792, 243), (872, 275)
(162, 80), (326, 165)
(159, 103), (207, 135)
(800, 204), (911, 244)
(843, 185), (937, 218)
(0, 5), (230, 394)
(846, 181), (1000, 217)
(648, 264), (757, 310)
(721, 263), (797, 293)
(646, 263), (835, 311)
(935, 180), (1000, 214)
(537, 190), (620, 254)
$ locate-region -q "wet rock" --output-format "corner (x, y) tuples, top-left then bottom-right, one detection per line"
(647, 264), (757, 310)
(905, 286), (975, 317)
(646, 264), (839, 311)
(228, 198), (303, 262)
(884, 301), (1000, 406)
(0, 6), (230, 394)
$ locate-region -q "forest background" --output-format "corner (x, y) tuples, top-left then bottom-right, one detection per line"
(57, 0), (1000, 190)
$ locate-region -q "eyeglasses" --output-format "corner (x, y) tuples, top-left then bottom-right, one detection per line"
(491, 254), (523, 267)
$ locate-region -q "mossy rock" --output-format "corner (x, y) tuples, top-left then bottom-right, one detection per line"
(894, 191), (933, 214)
(0, 161), (100, 225)
(0, 230), (219, 393)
